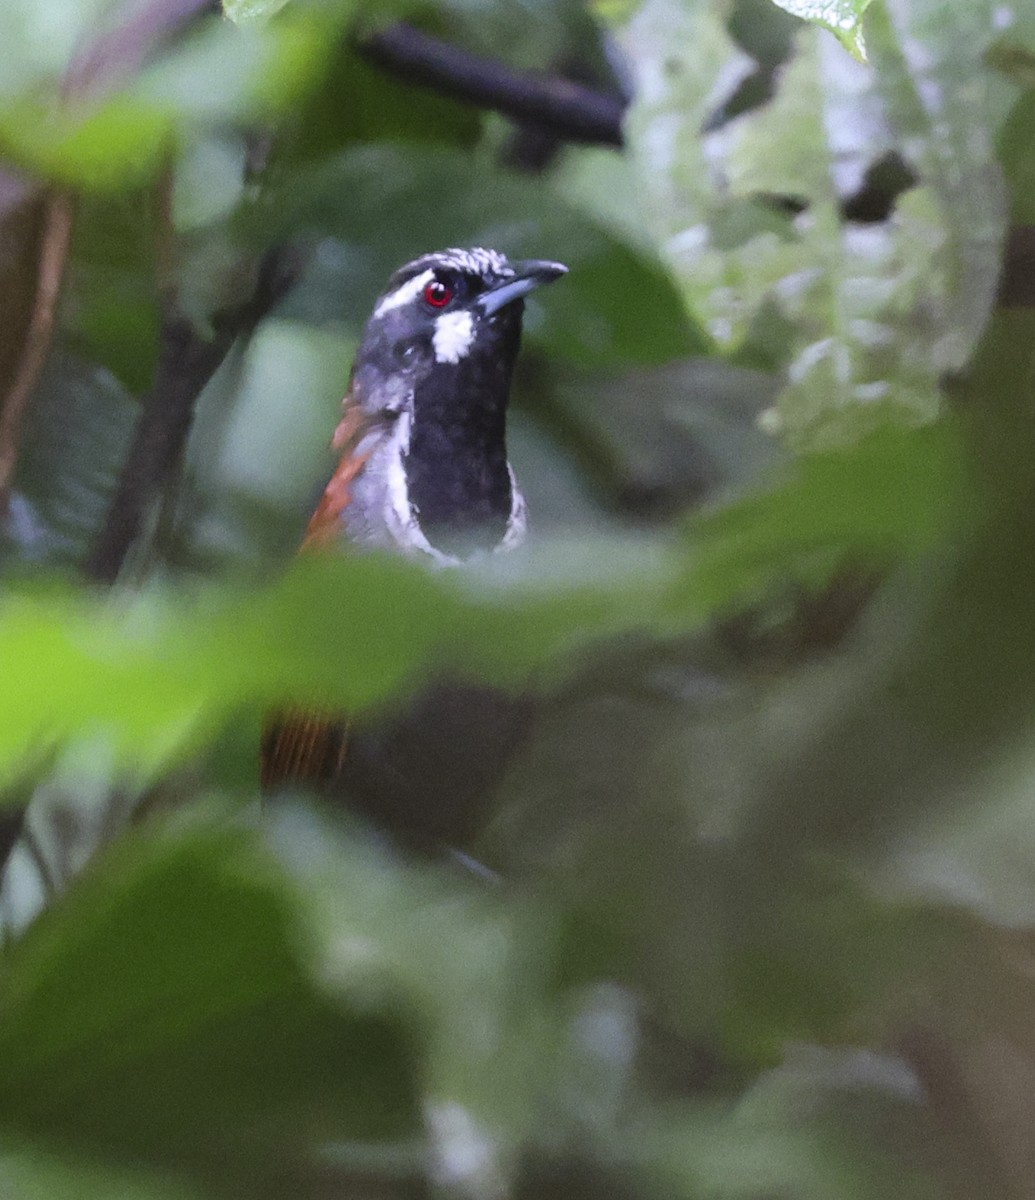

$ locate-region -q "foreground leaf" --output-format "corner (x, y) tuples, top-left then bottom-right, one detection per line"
(0, 422), (969, 783)
(0, 816), (418, 1186)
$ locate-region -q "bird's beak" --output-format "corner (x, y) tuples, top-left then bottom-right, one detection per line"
(476, 260), (568, 317)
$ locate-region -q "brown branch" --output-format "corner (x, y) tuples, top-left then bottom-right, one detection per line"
(0, 190), (75, 515)
(358, 22), (625, 147)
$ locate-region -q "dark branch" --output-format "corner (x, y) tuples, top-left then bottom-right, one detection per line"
(358, 22), (625, 147)
(998, 225), (1035, 308)
(85, 247), (301, 585)
(0, 807), (26, 881)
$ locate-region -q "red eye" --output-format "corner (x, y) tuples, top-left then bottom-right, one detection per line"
(423, 279), (453, 308)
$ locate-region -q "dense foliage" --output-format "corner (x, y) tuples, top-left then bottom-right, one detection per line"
(0, 0), (1034, 1196)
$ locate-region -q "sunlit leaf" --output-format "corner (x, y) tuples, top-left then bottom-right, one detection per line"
(768, 0), (871, 60)
(223, 0), (293, 23)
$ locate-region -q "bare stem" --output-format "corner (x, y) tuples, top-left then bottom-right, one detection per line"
(0, 190), (74, 514)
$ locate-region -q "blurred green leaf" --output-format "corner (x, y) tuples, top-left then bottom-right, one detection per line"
(0, 95), (172, 192)
(14, 349), (137, 564)
(0, 1147), (205, 1200)
(268, 804), (563, 1190)
(0, 0), (124, 98)
(0, 13), (333, 192)
(998, 89), (1035, 222)
(281, 40), (482, 162)
(174, 318), (353, 567)
(642, 1043), (943, 1200)
(66, 190), (162, 392)
(136, 14), (329, 123)
(0, 419), (969, 782)
(539, 357), (782, 512)
(679, 421), (974, 615)
(0, 815), (418, 1184)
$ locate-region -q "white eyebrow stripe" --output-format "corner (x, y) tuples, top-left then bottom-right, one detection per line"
(373, 269), (435, 318)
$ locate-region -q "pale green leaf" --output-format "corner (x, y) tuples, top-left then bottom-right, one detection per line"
(223, 0), (293, 23)
(619, 0), (1015, 449)
(768, 0), (871, 60)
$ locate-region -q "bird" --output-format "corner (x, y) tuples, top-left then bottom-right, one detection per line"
(261, 247), (568, 802)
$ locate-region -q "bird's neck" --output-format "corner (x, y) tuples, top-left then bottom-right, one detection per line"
(405, 347), (518, 558)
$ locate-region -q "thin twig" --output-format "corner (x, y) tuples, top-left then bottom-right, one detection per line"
(358, 22), (625, 147)
(0, 190), (75, 515)
(65, 0), (219, 99)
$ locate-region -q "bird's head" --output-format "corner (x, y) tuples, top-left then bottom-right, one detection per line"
(350, 247), (567, 406)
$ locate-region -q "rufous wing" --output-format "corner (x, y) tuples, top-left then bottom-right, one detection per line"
(299, 400), (370, 550)
(262, 395), (368, 790)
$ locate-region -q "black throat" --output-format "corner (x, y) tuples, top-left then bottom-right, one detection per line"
(405, 310), (521, 558)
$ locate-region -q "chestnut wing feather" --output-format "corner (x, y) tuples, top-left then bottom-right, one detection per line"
(300, 401), (370, 550)
(261, 397), (368, 789)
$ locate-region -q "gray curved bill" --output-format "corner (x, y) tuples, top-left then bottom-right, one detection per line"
(477, 260), (568, 316)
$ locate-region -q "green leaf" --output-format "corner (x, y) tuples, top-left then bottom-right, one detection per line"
(66, 190), (162, 392)
(0, 1147), (204, 1200)
(0, 13), (334, 192)
(267, 805), (562, 1180)
(768, 0), (871, 60)
(618, 0), (1015, 449)
(0, 420), (968, 782)
(223, 0), (294, 23)
(14, 349), (138, 564)
(998, 89), (1035, 222)
(0, 95), (173, 192)
(280, 39), (481, 162)
(174, 319), (354, 566)
(0, 816), (418, 1184)
(679, 421), (975, 617)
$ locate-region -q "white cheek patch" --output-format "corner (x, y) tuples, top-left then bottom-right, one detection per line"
(432, 310), (475, 364)
(373, 269), (435, 318)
